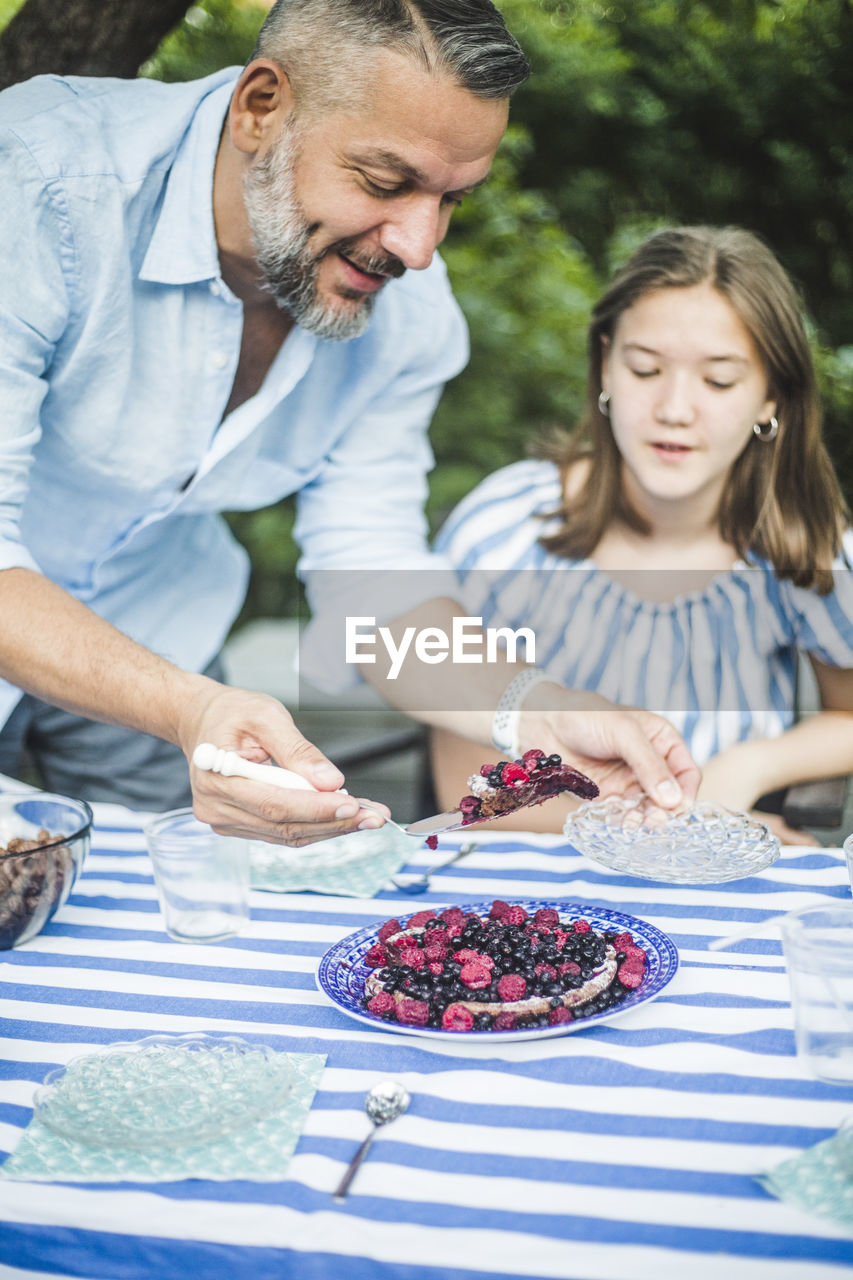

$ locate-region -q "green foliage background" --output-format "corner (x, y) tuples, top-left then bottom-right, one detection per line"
(70, 1), (853, 615)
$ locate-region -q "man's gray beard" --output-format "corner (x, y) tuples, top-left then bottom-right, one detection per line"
(243, 125), (375, 341)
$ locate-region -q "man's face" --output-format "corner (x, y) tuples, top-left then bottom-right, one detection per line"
(243, 51), (508, 339)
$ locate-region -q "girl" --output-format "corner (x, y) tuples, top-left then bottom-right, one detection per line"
(432, 226), (853, 843)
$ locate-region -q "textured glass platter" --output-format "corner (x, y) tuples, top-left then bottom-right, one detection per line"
(317, 900), (679, 1043)
(33, 1033), (294, 1150)
(565, 798), (781, 884)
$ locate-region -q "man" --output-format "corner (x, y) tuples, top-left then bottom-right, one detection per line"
(0, 0), (699, 844)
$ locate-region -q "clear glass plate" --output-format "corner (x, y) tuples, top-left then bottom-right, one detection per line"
(564, 797), (781, 884)
(33, 1033), (294, 1150)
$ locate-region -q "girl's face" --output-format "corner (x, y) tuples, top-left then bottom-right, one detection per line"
(601, 281), (777, 519)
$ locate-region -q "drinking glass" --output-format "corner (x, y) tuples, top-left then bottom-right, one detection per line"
(779, 904), (853, 1084)
(144, 809), (249, 943)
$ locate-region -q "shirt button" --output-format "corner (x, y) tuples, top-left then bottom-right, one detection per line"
(211, 351), (229, 369)
(209, 280), (221, 297)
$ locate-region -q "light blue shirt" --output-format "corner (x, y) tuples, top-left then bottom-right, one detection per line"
(0, 69), (466, 722)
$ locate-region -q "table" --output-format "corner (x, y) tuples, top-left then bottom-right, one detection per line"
(1, 799), (852, 1280)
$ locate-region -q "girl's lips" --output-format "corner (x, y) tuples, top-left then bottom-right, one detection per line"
(651, 441), (692, 458)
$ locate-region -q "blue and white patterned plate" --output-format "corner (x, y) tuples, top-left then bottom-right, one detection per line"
(316, 900), (679, 1043)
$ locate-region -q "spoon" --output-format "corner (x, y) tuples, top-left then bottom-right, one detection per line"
(390, 839), (479, 893)
(333, 1080), (410, 1200)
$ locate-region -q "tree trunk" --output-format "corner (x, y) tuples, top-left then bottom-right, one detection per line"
(0, 0), (195, 91)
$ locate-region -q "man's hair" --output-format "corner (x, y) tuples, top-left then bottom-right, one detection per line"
(251, 0), (530, 113)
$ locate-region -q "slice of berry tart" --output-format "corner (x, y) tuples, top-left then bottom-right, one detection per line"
(361, 901), (647, 1032)
(457, 750), (599, 826)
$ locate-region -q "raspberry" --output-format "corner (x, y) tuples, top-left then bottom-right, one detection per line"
(425, 835), (438, 851)
(479, 763), (494, 777)
(522, 749), (546, 768)
(364, 943), (387, 968)
(501, 762), (530, 786)
(367, 991), (396, 1017)
(553, 930), (570, 950)
(559, 960), (581, 977)
(460, 961), (492, 989)
(617, 962), (644, 989)
(444, 923), (463, 940)
(549, 1006), (572, 1024)
(455, 949), (494, 969)
(440, 907), (465, 926)
(493, 1011), (518, 1030)
(442, 1004), (474, 1032)
(613, 932), (635, 949)
(459, 795), (480, 814)
(621, 945), (647, 965)
(407, 910), (437, 929)
(497, 974), (526, 1001)
(573, 919), (591, 934)
(534, 963), (557, 981)
(377, 919), (403, 944)
(506, 905), (528, 926)
(397, 998), (430, 1025)
(534, 908), (560, 928)
(397, 947), (425, 969)
(489, 899), (511, 920)
(424, 942), (447, 964)
(428, 961), (444, 976)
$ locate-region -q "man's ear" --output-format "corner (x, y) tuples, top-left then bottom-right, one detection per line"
(228, 59), (294, 156)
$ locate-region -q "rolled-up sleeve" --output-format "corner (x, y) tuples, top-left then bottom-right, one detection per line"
(0, 130), (71, 575)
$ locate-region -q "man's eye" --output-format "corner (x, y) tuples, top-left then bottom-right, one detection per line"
(362, 176), (403, 198)
(442, 193), (465, 208)
(629, 367), (658, 379)
(707, 380), (735, 390)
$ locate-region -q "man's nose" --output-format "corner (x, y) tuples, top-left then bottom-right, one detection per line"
(378, 199), (444, 271)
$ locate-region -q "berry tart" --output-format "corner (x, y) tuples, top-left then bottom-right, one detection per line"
(361, 901), (647, 1032)
(457, 751), (599, 826)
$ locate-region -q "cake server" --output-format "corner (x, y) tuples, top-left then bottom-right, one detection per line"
(192, 744), (471, 836)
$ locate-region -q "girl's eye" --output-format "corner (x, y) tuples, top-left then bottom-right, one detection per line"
(629, 367), (659, 379)
(707, 380), (735, 390)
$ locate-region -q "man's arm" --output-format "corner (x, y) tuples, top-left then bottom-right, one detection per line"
(0, 568), (385, 843)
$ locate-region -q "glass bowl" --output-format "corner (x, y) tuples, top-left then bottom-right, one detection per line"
(564, 796), (781, 884)
(0, 792), (92, 948)
(33, 1033), (294, 1150)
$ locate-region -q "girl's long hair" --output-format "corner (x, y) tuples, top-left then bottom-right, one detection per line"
(540, 226), (846, 591)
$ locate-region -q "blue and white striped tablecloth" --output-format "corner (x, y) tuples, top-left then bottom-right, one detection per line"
(1, 799), (852, 1280)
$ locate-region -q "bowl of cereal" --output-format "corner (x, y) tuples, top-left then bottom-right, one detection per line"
(0, 792), (92, 948)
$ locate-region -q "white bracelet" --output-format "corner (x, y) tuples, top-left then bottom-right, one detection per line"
(491, 668), (553, 760)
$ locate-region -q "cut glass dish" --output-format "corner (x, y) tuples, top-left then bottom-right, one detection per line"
(33, 1033), (293, 1150)
(564, 797), (781, 884)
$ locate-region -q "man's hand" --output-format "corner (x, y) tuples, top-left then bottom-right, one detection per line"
(520, 686), (701, 808)
(175, 679), (386, 846)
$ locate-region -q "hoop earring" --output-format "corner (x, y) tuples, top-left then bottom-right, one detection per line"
(753, 416), (779, 442)
(597, 391), (611, 417)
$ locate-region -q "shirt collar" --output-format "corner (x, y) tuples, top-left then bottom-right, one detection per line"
(138, 74), (237, 286)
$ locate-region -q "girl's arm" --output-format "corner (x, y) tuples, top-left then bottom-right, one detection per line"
(698, 657), (853, 842)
